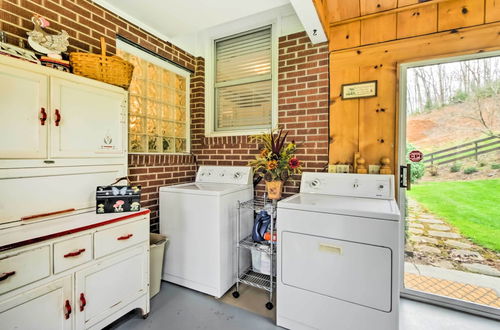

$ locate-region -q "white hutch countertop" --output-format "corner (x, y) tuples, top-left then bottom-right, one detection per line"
(0, 209), (150, 252)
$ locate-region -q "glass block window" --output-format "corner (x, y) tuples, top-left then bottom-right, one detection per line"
(117, 42), (190, 154)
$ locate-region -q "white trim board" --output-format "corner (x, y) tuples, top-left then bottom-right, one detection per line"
(289, 0), (327, 44)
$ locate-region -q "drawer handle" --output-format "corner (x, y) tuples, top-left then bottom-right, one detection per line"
(54, 109), (61, 126)
(64, 248), (86, 258)
(64, 300), (72, 319)
(39, 107), (47, 125)
(117, 234), (133, 240)
(319, 243), (342, 255)
(0, 271), (16, 282)
(79, 293), (86, 312)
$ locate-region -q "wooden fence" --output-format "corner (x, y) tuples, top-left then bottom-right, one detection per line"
(423, 136), (500, 166)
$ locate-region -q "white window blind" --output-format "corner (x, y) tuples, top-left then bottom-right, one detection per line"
(215, 27), (273, 131)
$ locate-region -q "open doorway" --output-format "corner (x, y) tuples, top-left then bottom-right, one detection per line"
(399, 52), (500, 319)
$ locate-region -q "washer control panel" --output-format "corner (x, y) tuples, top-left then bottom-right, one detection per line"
(196, 166), (253, 185)
(301, 172), (394, 199)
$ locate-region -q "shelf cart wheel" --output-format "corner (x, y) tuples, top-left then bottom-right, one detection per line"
(265, 302), (274, 310)
(232, 291), (240, 299)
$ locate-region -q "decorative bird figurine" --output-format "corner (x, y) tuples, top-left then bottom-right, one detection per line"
(27, 15), (69, 59)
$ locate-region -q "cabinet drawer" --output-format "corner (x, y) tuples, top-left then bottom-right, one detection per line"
(94, 219), (148, 258)
(54, 233), (93, 274)
(0, 246), (50, 294)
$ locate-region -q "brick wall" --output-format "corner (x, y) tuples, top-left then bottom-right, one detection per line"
(192, 31), (330, 196)
(0, 0), (196, 70)
(0, 0), (201, 231)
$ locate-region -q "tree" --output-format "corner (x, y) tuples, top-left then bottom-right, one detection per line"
(463, 92), (499, 137)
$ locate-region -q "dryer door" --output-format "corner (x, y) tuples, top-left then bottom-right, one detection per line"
(281, 231), (393, 312)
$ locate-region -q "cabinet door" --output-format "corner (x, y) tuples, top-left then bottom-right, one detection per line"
(50, 77), (126, 158)
(0, 276), (73, 330)
(0, 64), (48, 159)
(75, 244), (148, 329)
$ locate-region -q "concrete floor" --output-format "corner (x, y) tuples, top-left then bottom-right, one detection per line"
(106, 282), (499, 330)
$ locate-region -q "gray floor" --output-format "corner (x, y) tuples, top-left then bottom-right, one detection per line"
(107, 282), (499, 330)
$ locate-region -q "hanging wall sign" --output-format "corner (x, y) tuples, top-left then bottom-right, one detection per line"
(409, 150), (424, 162)
(341, 80), (377, 99)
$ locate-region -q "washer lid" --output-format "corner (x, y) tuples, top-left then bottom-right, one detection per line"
(159, 182), (251, 196)
(278, 193), (400, 221)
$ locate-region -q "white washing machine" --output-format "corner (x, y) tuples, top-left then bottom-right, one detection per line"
(159, 166), (253, 298)
(277, 172), (401, 330)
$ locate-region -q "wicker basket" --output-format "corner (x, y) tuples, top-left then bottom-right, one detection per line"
(69, 37), (134, 89)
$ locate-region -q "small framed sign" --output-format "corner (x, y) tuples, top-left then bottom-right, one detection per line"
(341, 80), (377, 100)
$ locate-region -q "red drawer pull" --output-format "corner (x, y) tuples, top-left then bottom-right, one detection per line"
(117, 234), (133, 240)
(80, 293), (86, 312)
(64, 300), (72, 319)
(64, 248), (86, 258)
(54, 109), (61, 126)
(39, 107), (47, 125)
(0, 271), (15, 281)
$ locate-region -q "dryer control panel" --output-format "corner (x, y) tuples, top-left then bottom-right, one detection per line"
(300, 172), (394, 199)
(196, 166), (253, 185)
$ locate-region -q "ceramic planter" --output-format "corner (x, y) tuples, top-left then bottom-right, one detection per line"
(266, 180), (283, 200)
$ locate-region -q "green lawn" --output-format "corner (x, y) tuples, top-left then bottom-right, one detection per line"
(407, 179), (500, 252)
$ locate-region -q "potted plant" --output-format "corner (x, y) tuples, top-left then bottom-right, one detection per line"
(249, 129), (302, 199)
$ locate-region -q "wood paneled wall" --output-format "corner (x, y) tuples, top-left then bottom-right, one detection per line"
(327, 0), (500, 172)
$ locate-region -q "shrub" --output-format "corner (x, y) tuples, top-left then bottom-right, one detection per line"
(463, 167), (478, 174)
(492, 164), (500, 170)
(450, 163), (461, 173)
(479, 162), (486, 167)
(429, 165), (439, 176)
(450, 90), (468, 104)
(406, 143), (425, 183)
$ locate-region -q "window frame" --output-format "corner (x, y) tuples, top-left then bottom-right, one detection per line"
(116, 38), (191, 155)
(205, 22), (278, 137)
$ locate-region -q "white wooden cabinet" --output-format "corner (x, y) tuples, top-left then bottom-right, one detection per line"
(0, 275), (73, 330)
(0, 56), (127, 166)
(0, 56), (129, 225)
(50, 77), (126, 158)
(75, 245), (148, 329)
(0, 212), (150, 330)
(0, 64), (48, 159)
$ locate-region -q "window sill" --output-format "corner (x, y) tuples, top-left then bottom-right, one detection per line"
(205, 128), (274, 138)
(128, 152), (192, 156)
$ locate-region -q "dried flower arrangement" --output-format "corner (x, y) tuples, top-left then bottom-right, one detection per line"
(249, 128), (302, 199)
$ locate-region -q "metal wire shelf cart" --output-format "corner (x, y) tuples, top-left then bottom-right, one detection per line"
(232, 196), (277, 310)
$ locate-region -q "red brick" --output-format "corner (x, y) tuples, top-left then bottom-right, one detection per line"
(45, 0), (76, 21)
(20, 0), (58, 21)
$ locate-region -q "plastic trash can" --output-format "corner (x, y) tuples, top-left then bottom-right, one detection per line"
(150, 233), (168, 298)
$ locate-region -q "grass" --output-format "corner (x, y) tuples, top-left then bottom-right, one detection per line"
(407, 179), (500, 252)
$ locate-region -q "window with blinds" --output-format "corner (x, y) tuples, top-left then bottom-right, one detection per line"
(215, 27), (273, 131)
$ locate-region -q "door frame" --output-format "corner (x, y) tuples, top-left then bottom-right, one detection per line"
(398, 50), (500, 320)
